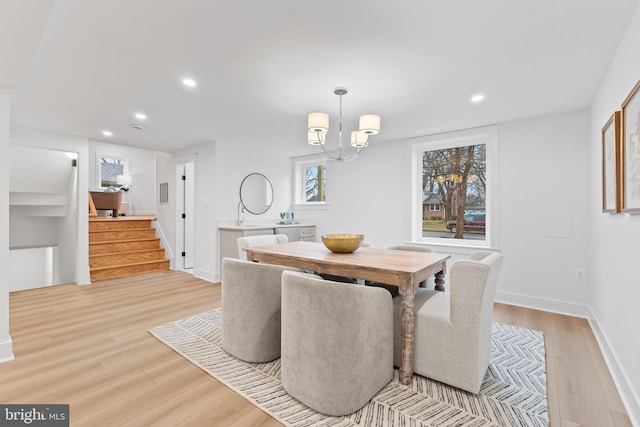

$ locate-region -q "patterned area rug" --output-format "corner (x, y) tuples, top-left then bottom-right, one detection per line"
(150, 310), (548, 427)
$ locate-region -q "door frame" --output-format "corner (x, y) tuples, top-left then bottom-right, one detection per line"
(175, 160), (195, 271)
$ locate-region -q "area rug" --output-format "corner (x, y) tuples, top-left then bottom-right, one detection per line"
(150, 310), (548, 427)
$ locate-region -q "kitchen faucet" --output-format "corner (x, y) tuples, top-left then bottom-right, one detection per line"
(236, 201), (245, 225)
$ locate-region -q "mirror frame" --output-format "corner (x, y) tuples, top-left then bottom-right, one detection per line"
(239, 172), (274, 215)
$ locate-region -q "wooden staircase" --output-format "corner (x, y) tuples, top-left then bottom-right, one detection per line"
(89, 216), (170, 281)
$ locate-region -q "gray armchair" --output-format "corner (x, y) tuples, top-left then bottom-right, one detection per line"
(392, 251), (503, 393)
(281, 271), (393, 416)
(221, 257), (300, 362)
(236, 233), (288, 260)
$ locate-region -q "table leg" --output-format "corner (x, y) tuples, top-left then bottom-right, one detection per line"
(434, 270), (445, 292)
(399, 281), (416, 385)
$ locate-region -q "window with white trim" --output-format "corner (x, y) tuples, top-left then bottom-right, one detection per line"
(97, 154), (129, 189)
(293, 157), (328, 206)
(410, 126), (498, 248)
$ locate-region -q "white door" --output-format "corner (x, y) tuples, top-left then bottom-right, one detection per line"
(179, 162), (195, 269)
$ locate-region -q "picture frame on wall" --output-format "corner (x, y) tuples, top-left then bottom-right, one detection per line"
(621, 79), (640, 213)
(602, 111), (621, 213)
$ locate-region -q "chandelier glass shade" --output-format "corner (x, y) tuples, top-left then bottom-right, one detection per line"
(307, 88), (380, 161)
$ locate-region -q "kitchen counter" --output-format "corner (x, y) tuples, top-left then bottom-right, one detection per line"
(218, 222), (316, 268)
(218, 222), (312, 230)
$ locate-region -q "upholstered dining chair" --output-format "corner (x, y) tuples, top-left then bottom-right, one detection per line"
(365, 243), (433, 297)
(281, 271), (394, 416)
(221, 257), (301, 363)
(236, 233), (288, 260)
(392, 251), (503, 393)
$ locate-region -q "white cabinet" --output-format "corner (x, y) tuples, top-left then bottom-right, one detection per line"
(219, 225), (316, 268)
(299, 226), (316, 242)
(275, 227), (299, 242)
(274, 225), (315, 242)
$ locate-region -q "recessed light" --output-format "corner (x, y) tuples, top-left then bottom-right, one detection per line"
(102, 130), (113, 137)
(471, 94), (485, 103)
(135, 112), (147, 120)
(182, 78), (197, 88)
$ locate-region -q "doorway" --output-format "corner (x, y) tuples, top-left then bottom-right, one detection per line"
(9, 146), (78, 290)
(176, 161), (195, 271)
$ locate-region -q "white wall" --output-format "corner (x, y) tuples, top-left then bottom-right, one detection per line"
(498, 111), (590, 311)
(0, 91), (13, 362)
(309, 111), (591, 313)
(212, 140), (295, 278)
(9, 247), (54, 291)
(590, 3), (640, 424)
(10, 145), (73, 193)
(214, 142), (296, 224)
(154, 151), (176, 268)
(89, 140), (157, 215)
(9, 213), (58, 248)
(300, 141), (407, 247)
(57, 157), (79, 284)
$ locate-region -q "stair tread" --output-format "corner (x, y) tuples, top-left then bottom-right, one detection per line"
(89, 228), (153, 233)
(89, 216), (156, 222)
(90, 237), (160, 245)
(89, 248), (165, 258)
(90, 259), (169, 272)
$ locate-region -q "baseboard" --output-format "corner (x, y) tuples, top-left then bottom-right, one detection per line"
(588, 312), (640, 427)
(193, 268), (218, 283)
(495, 290), (592, 318)
(0, 337), (14, 364)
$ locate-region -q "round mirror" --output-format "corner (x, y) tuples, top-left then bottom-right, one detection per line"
(239, 173), (274, 215)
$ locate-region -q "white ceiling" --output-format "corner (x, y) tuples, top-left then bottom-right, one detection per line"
(2, 0), (638, 155)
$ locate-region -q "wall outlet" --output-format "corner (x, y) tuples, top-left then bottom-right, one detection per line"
(575, 268), (586, 280)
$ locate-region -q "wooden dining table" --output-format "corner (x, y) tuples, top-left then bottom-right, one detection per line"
(243, 241), (450, 385)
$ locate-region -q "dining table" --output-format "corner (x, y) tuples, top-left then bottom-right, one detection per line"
(243, 241), (450, 385)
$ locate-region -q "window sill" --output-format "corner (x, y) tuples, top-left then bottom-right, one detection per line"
(292, 203), (331, 211)
(413, 240), (500, 255)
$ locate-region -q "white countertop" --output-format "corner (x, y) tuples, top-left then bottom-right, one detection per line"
(218, 222), (314, 231)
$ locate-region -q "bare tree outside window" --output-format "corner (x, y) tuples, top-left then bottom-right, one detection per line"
(422, 144), (486, 239)
(305, 165), (326, 202)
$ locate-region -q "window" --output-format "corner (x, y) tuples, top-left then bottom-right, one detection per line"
(410, 126), (498, 248)
(294, 156), (328, 206)
(97, 154), (129, 188)
(305, 164), (326, 202)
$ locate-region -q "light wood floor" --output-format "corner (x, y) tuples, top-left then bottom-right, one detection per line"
(0, 270), (632, 426)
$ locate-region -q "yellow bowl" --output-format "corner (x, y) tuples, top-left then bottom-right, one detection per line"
(321, 234), (364, 253)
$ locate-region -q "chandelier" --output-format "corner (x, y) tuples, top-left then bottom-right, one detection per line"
(307, 87), (380, 161)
